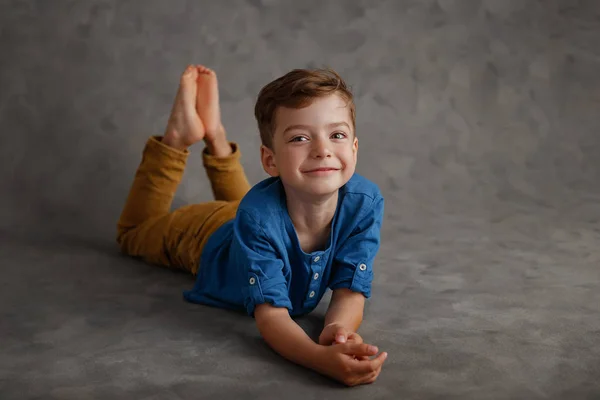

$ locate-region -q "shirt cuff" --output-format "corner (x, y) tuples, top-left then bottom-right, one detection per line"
(328, 260), (373, 298)
(244, 272), (293, 316)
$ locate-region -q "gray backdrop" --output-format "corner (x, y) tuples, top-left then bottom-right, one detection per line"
(2, 0), (599, 399)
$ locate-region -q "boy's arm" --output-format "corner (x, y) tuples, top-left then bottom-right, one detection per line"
(254, 303), (323, 369)
(318, 288), (365, 346)
(322, 196), (385, 345)
(254, 303), (386, 386)
(324, 288), (365, 332)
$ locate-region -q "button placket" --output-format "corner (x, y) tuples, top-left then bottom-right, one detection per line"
(306, 253), (324, 304)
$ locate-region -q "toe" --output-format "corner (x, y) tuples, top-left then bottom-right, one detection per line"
(183, 64), (195, 76)
(180, 68), (198, 106)
(181, 65), (197, 81)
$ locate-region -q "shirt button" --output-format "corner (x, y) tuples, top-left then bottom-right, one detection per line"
(359, 263), (367, 271)
(249, 277), (256, 285)
(309, 291), (315, 298)
(313, 256), (320, 262)
(313, 273), (319, 280)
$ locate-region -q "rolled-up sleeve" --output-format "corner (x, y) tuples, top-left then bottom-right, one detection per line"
(328, 196), (384, 298)
(232, 210), (292, 316)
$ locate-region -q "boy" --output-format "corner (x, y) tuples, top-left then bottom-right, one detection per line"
(116, 65), (387, 386)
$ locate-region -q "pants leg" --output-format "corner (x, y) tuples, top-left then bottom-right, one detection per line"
(202, 142), (251, 201)
(116, 135), (250, 275)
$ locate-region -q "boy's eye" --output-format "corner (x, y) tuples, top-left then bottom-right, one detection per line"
(290, 133), (346, 142)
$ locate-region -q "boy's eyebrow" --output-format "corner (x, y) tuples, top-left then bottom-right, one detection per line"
(283, 122), (351, 134)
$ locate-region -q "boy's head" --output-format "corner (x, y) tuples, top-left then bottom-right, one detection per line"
(255, 68), (359, 197)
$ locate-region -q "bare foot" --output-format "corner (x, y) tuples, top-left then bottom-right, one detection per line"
(195, 65), (222, 141)
(163, 65), (207, 150)
(195, 65), (231, 157)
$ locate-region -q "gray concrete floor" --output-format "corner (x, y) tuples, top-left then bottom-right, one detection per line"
(2, 1), (600, 399)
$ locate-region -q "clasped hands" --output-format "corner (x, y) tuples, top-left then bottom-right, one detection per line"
(317, 322), (387, 386)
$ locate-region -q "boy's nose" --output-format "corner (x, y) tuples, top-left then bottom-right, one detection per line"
(311, 140), (332, 158)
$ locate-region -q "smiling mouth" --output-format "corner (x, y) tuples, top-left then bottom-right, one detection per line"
(305, 168), (339, 173)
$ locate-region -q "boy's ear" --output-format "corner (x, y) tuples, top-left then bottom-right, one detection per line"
(260, 145), (279, 177)
(352, 136), (358, 159)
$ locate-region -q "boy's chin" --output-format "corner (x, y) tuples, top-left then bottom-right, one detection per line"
(282, 174), (352, 197)
(299, 181), (346, 197)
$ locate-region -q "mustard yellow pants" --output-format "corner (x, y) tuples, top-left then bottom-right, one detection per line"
(116, 135), (251, 275)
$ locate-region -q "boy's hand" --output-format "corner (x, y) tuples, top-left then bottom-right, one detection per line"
(319, 322), (362, 346)
(319, 323), (369, 361)
(315, 342), (388, 386)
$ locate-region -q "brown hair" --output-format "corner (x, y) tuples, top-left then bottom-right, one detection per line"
(254, 67), (355, 150)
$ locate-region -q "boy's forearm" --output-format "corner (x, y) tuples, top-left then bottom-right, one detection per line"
(255, 305), (324, 371)
(324, 288), (365, 332)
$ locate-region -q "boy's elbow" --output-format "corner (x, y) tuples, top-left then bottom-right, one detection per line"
(254, 303), (290, 333)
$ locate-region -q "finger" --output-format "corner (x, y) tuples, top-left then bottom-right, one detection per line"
(362, 368), (381, 385)
(352, 351), (388, 374)
(335, 328), (348, 344)
(347, 335), (367, 360)
(352, 364), (381, 386)
(347, 332), (363, 344)
(343, 343), (379, 357)
(368, 351), (388, 371)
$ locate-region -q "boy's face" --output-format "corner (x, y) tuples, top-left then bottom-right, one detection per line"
(260, 93), (358, 197)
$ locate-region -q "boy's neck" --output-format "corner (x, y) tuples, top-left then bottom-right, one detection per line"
(284, 188), (339, 235)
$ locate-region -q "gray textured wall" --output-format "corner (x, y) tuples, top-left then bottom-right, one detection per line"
(2, 0), (599, 238)
(2, 1), (600, 398)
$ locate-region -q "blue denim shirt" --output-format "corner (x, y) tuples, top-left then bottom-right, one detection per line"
(183, 173), (384, 317)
